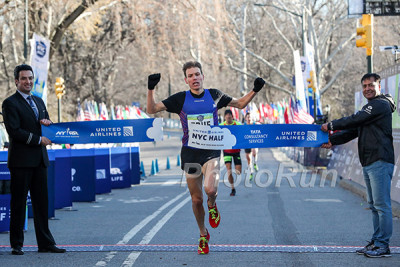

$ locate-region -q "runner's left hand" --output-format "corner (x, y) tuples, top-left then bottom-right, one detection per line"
(253, 77), (266, 92)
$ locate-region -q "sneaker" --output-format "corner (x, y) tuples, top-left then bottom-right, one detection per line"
(364, 246), (391, 258)
(249, 173), (254, 182)
(254, 163), (258, 172)
(197, 229), (210, 254)
(356, 240), (374, 255)
(208, 203), (221, 228)
(230, 189), (236, 196)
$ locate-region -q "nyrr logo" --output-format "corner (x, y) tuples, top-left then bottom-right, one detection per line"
(35, 41), (47, 58)
(306, 131), (317, 141)
(110, 168), (122, 175)
(123, 126), (133, 136)
(56, 128), (79, 137)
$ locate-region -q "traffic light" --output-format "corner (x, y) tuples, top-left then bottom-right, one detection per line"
(356, 14), (373, 56)
(55, 77), (65, 99)
(307, 71), (316, 92)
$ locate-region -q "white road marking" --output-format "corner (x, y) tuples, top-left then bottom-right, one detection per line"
(121, 195), (191, 266)
(118, 196), (166, 204)
(95, 190), (188, 266)
(304, 199), (342, 203)
(161, 179), (182, 186)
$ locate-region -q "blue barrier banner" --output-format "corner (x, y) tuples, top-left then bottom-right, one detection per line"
(0, 194), (10, 232)
(47, 151), (55, 218)
(95, 148), (111, 194)
(0, 162), (9, 181)
(129, 146), (140, 185)
(110, 147), (131, 189)
(29, 151), (55, 218)
(71, 149), (96, 202)
(188, 124), (328, 150)
(0, 161), (10, 232)
(54, 149), (73, 209)
(42, 118), (163, 144)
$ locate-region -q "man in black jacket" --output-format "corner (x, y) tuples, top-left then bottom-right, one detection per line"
(2, 64), (65, 255)
(321, 73), (396, 258)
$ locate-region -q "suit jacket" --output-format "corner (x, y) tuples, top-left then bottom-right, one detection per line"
(2, 91), (50, 168)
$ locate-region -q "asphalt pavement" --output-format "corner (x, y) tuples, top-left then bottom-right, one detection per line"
(0, 134), (399, 266)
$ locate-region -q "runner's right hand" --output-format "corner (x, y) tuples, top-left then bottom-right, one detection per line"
(148, 73), (161, 90)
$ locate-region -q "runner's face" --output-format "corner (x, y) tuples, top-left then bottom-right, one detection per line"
(245, 115), (251, 124)
(184, 67), (204, 92)
(16, 70), (34, 94)
(225, 114), (233, 124)
(362, 77), (380, 100)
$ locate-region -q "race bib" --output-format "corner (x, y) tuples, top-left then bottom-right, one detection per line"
(187, 113), (214, 129)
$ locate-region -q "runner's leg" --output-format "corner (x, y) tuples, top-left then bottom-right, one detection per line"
(203, 158), (220, 207)
(186, 172), (207, 236)
(225, 162), (234, 189)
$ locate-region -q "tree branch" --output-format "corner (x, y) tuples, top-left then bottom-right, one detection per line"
(50, 0), (99, 59)
(227, 57), (293, 95)
(320, 49), (352, 95)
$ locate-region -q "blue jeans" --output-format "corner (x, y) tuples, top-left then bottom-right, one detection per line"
(362, 160), (394, 248)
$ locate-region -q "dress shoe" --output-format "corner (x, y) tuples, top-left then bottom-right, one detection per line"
(12, 247), (24, 255)
(38, 245), (66, 253)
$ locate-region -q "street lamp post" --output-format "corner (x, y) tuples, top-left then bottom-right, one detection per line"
(24, 0), (29, 61)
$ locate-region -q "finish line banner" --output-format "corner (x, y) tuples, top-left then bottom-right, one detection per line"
(42, 118), (163, 144)
(188, 124), (328, 149)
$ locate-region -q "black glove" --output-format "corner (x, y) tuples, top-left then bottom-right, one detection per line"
(253, 77), (266, 92)
(148, 73), (161, 90)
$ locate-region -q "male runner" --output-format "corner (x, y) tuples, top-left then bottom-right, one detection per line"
(220, 109), (242, 196)
(147, 61), (265, 254)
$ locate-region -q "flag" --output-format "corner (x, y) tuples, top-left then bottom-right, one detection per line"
(264, 103), (274, 122)
(250, 102), (260, 122)
(116, 105), (123, 120)
(76, 99), (85, 121)
(93, 101), (100, 120)
(284, 105), (292, 124)
(290, 95), (314, 124)
(110, 104), (116, 120)
(229, 107), (239, 121)
(84, 100), (93, 121)
(271, 104), (278, 121)
(99, 102), (109, 120)
(303, 43), (323, 116)
(259, 103), (265, 121)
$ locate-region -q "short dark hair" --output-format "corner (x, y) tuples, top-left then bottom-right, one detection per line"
(361, 73), (381, 84)
(182, 61), (203, 77)
(14, 64), (33, 80)
(224, 109), (233, 116)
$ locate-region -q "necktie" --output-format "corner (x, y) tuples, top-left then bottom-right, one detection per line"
(27, 96), (39, 120)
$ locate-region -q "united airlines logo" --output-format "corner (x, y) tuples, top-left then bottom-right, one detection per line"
(306, 131), (317, 141)
(96, 169), (106, 180)
(123, 126), (133, 136)
(197, 115), (204, 121)
(56, 128), (79, 137)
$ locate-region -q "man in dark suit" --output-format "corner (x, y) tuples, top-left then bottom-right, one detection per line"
(2, 64), (65, 255)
